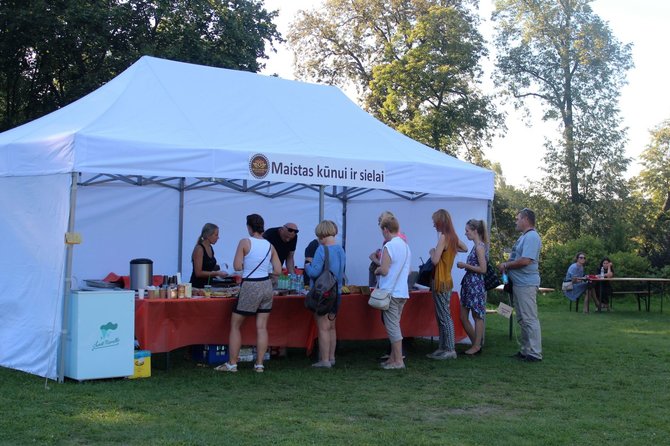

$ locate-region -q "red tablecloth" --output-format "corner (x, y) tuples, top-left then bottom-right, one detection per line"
(135, 291), (467, 353)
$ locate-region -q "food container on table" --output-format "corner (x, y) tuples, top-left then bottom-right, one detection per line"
(130, 258), (153, 290)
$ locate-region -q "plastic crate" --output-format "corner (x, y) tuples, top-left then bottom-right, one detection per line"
(191, 344), (229, 365)
(238, 346), (271, 362)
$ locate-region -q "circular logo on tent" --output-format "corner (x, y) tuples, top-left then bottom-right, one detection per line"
(249, 154), (270, 179)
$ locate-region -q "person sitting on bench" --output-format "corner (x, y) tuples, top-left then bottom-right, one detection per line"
(593, 257), (614, 311)
(563, 252), (593, 312)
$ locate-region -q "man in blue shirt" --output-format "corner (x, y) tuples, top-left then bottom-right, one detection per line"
(498, 208), (543, 362)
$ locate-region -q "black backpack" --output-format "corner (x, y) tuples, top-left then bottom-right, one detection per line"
(304, 246), (338, 316)
(417, 257), (434, 287)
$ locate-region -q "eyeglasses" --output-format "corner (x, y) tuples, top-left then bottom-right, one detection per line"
(284, 226), (299, 234)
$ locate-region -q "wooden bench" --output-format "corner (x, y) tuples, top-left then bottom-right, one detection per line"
(611, 290), (651, 311)
(570, 291), (649, 312)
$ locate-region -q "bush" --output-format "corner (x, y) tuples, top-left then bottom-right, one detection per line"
(540, 236), (606, 287)
(608, 251), (651, 280)
(517, 234), (655, 289)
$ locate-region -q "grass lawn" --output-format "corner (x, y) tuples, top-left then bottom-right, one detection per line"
(1, 293), (669, 445)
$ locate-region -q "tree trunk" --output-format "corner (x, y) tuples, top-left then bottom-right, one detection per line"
(663, 191), (670, 213)
(562, 25), (580, 237)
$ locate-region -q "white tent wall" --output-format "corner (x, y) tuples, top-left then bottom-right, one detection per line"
(344, 195), (490, 287)
(72, 182), (344, 283)
(72, 181), (489, 290)
(180, 187), (343, 276)
(0, 174), (71, 379)
(72, 183), (180, 281)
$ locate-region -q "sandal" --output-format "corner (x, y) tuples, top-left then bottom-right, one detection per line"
(214, 362), (237, 372)
(254, 364), (264, 373)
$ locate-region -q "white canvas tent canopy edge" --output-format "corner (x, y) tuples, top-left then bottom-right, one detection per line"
(0, 56), (493, 380)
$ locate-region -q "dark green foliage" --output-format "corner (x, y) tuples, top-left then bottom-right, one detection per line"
(541, 235), (605, 287)
(639, 119), (670, 213)
(0, 0), (282, 131)
(641, 212), (670, 268)
(288, 0), (500, 160)
(608, 251), (652, 279)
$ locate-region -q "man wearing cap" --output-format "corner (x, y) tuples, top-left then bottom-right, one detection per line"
(263, 223), (299, 273)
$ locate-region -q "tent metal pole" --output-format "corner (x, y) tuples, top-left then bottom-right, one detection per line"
(487, 199), (493, 237)
(178, 178), (185, 275)
(58, 172), (79, 383)
(342, 196), (348, 250)
(319, 185), (325, 222)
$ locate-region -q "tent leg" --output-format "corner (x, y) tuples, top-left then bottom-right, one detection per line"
(178, 178), (185, 275)
(341, 198), (348, 250)
(319, 185), (325, 221)
(58, 172), (79, 383)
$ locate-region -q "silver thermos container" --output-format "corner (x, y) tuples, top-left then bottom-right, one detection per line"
(130, 258), (153, 290)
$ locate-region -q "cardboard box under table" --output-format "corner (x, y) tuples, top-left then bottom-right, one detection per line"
(130, 350), (151, 379)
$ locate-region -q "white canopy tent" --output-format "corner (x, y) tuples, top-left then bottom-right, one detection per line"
(0, 56), (493, 380)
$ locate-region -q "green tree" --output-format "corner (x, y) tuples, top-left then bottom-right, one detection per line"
(637, 119), (670, 267)
(492, 0), (632, 236)
(288, 0), (500, 159)
(639, 119), (670, 213)
(146, 0), (281, 72)
(0, 0), (281, 131)
(489, 178), (551, 264)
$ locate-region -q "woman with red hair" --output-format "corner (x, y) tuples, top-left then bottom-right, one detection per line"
(427, 209), (467, 360)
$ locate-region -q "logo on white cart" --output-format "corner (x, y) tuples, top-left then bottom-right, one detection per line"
(92, 322), (120, 351)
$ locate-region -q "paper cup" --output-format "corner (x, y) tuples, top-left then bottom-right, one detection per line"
(137, 288), (145, 299)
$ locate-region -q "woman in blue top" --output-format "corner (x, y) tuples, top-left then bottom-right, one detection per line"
(563, 252), (591, 311)
(456, 219), (489, 356)
(305, 220), (346, 369)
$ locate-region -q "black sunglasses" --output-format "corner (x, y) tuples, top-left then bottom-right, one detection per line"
(578, 256), (586, 259)
(285, 227), (299, 234)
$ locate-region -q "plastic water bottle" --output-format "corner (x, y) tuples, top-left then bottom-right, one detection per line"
(600, 267), (605, 278)
(290, 274), (297, 292)
(502, 271), (509, 285)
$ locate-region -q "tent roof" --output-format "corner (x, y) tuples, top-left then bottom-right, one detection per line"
(0, 56), (493, 199)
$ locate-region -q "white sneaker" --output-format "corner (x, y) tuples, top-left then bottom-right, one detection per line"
(311, 360), (332, 368)
(214, 362), (238, 372)
(426, 349), (445, 359)
(427, 350), (457, 360)
(381, 362), (406, 370)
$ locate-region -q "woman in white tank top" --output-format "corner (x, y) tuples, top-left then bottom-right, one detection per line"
(216, 214), (281, 374)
